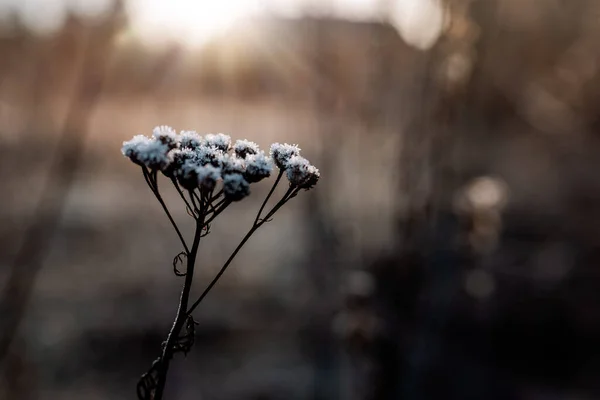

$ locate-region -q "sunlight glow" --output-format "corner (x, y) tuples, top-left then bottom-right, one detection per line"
(127, 0), (262, 46)
(125, 0), (445, 50)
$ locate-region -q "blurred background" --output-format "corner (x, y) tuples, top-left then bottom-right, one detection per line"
(1, 0), (600, 398)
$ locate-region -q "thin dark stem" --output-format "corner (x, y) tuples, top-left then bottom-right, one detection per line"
(171, 178), (196, 219)
(186, 224), (258, 316)
(203, 199), (232, 226)
(208, 189), (223, 203)
(144, 168), (190, 254)
(254, 170), (283, 225)
(154, 214), (205, 399)
(188, 190), (200, 215)
(186, 186), (296, 316)
(192, 190), (202, 208)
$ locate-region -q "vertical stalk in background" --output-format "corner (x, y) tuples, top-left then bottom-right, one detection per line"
(0, 3), (123, 370)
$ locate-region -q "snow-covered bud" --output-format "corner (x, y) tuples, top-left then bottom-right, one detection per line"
(197, 165), (221, 191)
(221, 155), (246, 176)
(244, 151), (272, 183)
(122, 135), (172, 170)
(285, 155), (320, 189)
(162, 148), (195, 178)
(233, 139), (259, 159)
(223, 174), (250, 201)
(203, 133), (231, 152)
(152, 125), (178, 150)
(179, 130), (203, 150)
(270, 143), (300, 169)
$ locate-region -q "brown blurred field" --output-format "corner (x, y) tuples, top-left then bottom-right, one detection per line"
(2, 0), (600, 399)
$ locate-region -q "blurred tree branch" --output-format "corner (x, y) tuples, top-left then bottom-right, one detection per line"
(0, 2), (124, 368)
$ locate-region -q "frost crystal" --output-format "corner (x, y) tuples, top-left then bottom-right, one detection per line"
(163, 148), (195, 178)
(193, 145), (224, 168)
(179, 131), (203, 150)
(122, 135), (172, 170)
(177, 159), (201, 190)
(221, 155), (246, 176)
(204, 133), (231, 152)
(152, 125), (178, 149)
(286, 155), (320, 189)
(197, 165), (221, 191)
(223, 174), (250, 201)
(233, 139), (259, 159)
(270, 143), (301, 169)
(244, 151), (272, 183)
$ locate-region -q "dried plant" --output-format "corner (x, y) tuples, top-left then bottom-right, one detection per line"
(121, 126), (319, 399)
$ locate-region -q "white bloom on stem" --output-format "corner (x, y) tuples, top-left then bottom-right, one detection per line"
(122, 135), (172, 170)
(270, 143), (300, 169)
(221, 154), (246, 176)
(194, 145), (225, 167)
(233, 139), (259, 159)
(197, 165), (221, 191)
(163, 148), (195, 178)
(223, 174), (250, 201)
(204, 133), (231, 152)
(177, 159), (202, 189)
(286, 155), (320, 189)
(179, 130), (203, 150)
(152, 125), (178, 149)
(244, 151), (272, 183)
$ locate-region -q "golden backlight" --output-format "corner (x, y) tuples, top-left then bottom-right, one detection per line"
(127, 0), (262, 46)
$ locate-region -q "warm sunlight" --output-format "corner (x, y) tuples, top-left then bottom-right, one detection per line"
(125, 0), (445, 49)
(127, 0), (262, 46)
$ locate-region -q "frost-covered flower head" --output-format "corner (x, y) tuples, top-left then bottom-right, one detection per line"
(153, 125), (178, 149)
(223, 174), (250, 201)
(221, 154), (246, 176)
(286, 155), (320, 189)
(194, 145), (226, 168)
(244, 151), (272, 183)
(177, 159), (201, 190)
(163, 148), (195, 178)
(203, 133), (231, 152)
(179, 130), (203, 150)
(122, 135), (172, 170)
(122, 127), (318, 196)
(197, 165), (221, 191)
(233, 139), (259, 159)
(270, 143), (301, 169)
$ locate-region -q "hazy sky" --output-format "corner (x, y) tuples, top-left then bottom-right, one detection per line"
(0, 0), (444, 49)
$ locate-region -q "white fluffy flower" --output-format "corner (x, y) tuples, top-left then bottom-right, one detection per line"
(233, 139), (259, 159)
(177, 159), (202, 189)
(286, 155), (320, 189)
(223, 174), (250, 201)
(179, 130), (203, 150)
(204, 133), (231, 152)
(221, 154), (246, 176)
(163, 148), (195, 178)
(152, 125), (178, 149)
(270, 143), (301, 169)
(197, 165), (221, 191)
(122, 135), (172, 170)
(194, 145), (225, 167)
(244, 151), (272, 183)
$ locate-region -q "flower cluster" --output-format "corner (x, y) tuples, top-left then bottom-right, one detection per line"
(122, 127), (319, 201)
(270, 143), (320, 189)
